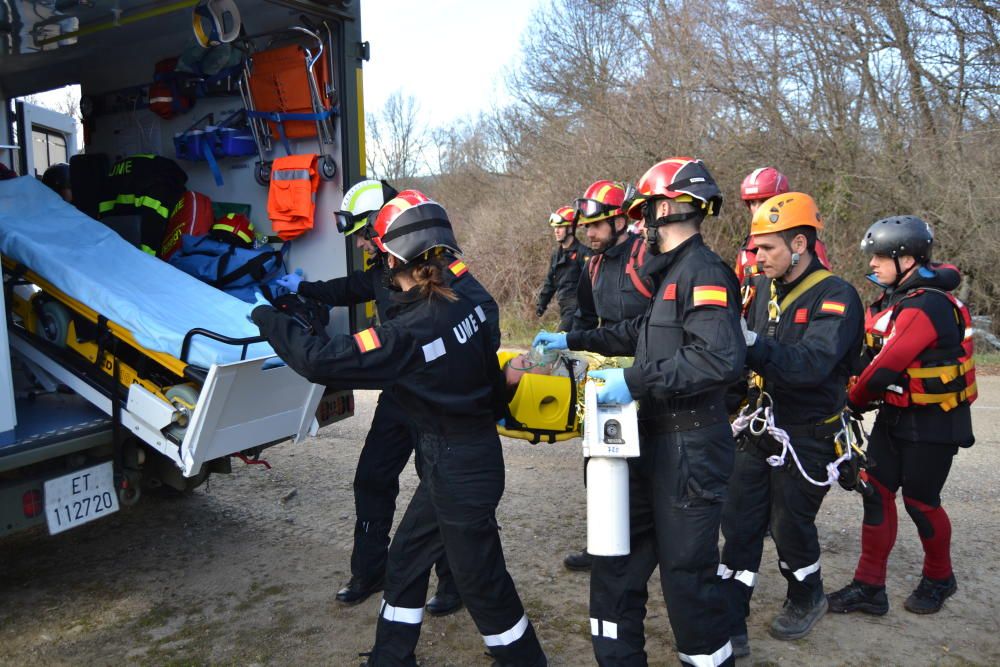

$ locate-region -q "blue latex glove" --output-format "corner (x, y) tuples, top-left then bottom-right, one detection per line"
(246, 291), (271, 323)
(276, 268), (304, 292)
(532, 330), (567, 351)
(588, 368), (633, 405)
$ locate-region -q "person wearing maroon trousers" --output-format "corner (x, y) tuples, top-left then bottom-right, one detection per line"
(828, 215), (976, 617)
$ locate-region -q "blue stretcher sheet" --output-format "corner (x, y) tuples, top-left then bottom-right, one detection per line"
(0, 177), (277, 368)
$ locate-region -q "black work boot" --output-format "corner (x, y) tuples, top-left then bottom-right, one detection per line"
(425, 590), (463, 617)
(768, 594), (828, 640)
(563, 548), (592, 571)
(827, 580), (890, 615)
(904, 573), (957, 614)
(336, 575), (385, 606)
(730, 632), (750, 658)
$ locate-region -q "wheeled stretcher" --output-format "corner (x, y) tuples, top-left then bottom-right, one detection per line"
(1, 177), (323, 478)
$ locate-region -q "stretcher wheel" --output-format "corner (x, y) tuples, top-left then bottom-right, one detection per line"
(319, 156), (337, 181)
(254, 162), (272, 186)
(37, 301), (70, 348)
(164, 384), (200, 442)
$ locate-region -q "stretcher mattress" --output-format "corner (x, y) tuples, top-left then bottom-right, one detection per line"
(0, 177), (277, 368)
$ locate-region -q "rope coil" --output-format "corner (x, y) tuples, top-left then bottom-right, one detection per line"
(732, 394), (860, 488)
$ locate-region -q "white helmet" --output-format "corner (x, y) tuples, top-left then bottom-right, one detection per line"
(334, 179), (399, 236)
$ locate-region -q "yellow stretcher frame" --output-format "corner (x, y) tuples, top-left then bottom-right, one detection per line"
(2, 256), (195, 405)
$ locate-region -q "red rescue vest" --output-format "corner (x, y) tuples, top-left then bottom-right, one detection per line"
(866, 288), (976, 412)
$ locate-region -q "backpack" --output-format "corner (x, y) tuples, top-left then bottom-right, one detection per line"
(169, 234), (285, 303)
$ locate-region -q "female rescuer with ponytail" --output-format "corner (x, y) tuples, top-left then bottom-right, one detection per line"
(827, 216), (976, 618)
(251, 191), (547, 667)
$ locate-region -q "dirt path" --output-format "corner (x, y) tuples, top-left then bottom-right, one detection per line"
(2, 378), (999, 666)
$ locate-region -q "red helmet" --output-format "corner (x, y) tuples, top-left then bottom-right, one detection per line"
(626, 157), (722, 220)
(548, 205), (577, 227)
(740, 167), (790, 202)
(210, 213), (256, 248)
(575, 180), (626, 225)
(372, 190), (461, 262)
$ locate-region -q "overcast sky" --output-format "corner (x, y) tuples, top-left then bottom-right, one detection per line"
(359, 0), (542, 129)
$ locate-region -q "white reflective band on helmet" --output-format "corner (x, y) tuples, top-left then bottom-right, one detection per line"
(422, 337), (446, 363)
(678, 640), (733, 667)
(780, 559), (821, 582)
(717, 564), (734, 579)
(379, 598), (423, 625)
(273, 169), (311, 181)
(735, 570), (757, 588)
(482, 614), (529, 647)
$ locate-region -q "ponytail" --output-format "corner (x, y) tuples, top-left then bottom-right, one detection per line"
(401, 257), (458, 302)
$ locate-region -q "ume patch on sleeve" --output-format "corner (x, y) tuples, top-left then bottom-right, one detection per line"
(692, 285), (728, 308)
(820, 301), (846, 316)
(353, 327), (382, 353)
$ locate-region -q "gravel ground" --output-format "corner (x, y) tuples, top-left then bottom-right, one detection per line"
(1, 377), (998, 666)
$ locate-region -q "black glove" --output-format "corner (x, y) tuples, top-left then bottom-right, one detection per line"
(535, 306), (545, 317)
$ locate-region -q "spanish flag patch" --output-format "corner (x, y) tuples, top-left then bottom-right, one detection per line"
(449, 259), (468, 277)
(353, 327), (382, 354)
(820, 301), (846, 316)
(692, 285), (728, 308)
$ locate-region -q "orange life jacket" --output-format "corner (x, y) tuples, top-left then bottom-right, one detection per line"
(867, 288), (976, 412)
(267, 154), (318, 241)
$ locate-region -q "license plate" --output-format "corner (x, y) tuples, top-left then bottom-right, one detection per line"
(314, 390), (353, 428)
(44, 462), (120, 535)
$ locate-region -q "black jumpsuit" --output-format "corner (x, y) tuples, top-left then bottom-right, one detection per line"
(720, 257), (863, 635)
(253, 278), (544, 667)
(536, 237), (592, 331)
(297, 260), (499, 594)
(567, 234), (745, 667)
(574, 232), (652, 330)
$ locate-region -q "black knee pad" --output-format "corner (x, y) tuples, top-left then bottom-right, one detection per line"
(861, 487), (887, 527)
(904, 500), (936, 539)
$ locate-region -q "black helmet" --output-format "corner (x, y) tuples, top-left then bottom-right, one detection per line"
(860, 215), (933, 263)
(41, 163), (71, 192)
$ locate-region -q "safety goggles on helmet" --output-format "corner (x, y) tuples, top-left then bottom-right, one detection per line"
(334, 209), (375, 235)
(575, 198), (620, 220)
(548, 206), (577, 227)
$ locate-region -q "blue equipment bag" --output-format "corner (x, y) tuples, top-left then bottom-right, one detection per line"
(169, 234), (286, 303)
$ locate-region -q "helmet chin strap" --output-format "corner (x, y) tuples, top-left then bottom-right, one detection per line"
(781, 252), (801, 280)
(643, 200), (702, 255)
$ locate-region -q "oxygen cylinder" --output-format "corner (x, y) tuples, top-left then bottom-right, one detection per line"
(582, 380), (641, 557)
(586, 457), (630, 556)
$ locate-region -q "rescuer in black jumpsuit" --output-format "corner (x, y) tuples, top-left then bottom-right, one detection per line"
(536, 205), (592, 332)
(537, 158), (743, 667)
(719, 192), (863, 656)
(255, 191), (545, 667)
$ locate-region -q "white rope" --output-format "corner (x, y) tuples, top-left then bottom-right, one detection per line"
(732, 403), (852, 488)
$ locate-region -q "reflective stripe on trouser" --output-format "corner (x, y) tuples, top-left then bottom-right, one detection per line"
(767, 435), (832, 604)
(720, 447), (770, 636)
(590, 425), (735, 667)
(370, 431), (545, 667)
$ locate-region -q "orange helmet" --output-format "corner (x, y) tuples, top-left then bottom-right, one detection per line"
(372, 189), (461, 262)
(575, 180), (626, 225)
(210, 213), (256, 248)
(740, 167), (790, 203)
(548, 205), (577, 227)
(749, 192), (824, 237)
(626, 157), (722, 220)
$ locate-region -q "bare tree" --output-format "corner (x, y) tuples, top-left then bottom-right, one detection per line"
(366, 90), (429, 180)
